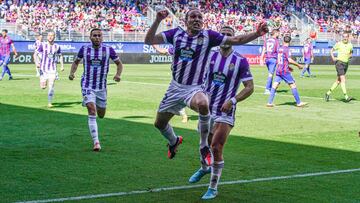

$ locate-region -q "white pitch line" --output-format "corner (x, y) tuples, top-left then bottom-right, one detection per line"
(15, 167), (360, 203)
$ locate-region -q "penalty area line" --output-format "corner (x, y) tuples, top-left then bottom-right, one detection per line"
(15, 167), (360, 203)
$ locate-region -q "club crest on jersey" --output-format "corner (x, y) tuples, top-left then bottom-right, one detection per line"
(228, 63), (235, 71)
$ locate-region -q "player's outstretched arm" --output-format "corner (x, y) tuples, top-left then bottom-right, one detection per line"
(69, 58), (80, 80)
(113, 60), (123, 82)
(220, 80), (254, 113)
(289, 58), (303, 69)
(144, 10), (169, 45)
(225, 22), (268, 46)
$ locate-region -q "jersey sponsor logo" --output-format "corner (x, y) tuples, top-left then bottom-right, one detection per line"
(178, 47), (195, 62)
(47, 53), (55, 59)
(91, 59), (102, 66)
(212, 72), (227, 86)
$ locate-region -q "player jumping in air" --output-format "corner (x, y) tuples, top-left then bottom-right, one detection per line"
(267, 36), (308, 107)
(0, 29), (18, 81)
(69, 28), (124, 151)
(300, 38), (314, 77)
(145, 9), (267, 167)
(188, 26), (254, 200)
(260, 29), (280, 94)
(153, 44), (189, 123)
(325, 33), (353, 102)
(35, 31), (64, 108)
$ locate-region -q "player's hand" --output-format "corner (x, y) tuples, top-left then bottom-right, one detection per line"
(69, 74), (75, 80)
(113, 74), (121, 82)
(332, 57), (337, 62)
(156, 10), (169, 22)
(298, 64), (304, 69)
(256, 21), (269, 36)
(61, 67), (64, 72)
(220, 101), (233, 113)
(14, 52), (18, 57)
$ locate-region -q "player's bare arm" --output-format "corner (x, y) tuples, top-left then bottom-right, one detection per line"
(144, 10), (168, 45)
(59, 54), (64, 72)
(260, 47), (266, 66)
(221, 80), (254, 113)
(224, 22), (268, 46)
(113, 59), (123, 82)
(11, 43), (18, 57)
(330, 48), (337, 62)
(289, 58), (303, 69)
(153, 44), (168, 55)
(69, 58), (81, 80)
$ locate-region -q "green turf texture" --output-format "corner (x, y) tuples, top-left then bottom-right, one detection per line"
(1, 64), (360, 203)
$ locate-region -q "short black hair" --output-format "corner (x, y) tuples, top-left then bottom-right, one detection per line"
(2, 29), (8, 33)
(284, 35), (291, 43)
(90, 28), (102, 36)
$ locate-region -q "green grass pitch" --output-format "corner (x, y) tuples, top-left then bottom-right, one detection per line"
(1, 63), (360, 203)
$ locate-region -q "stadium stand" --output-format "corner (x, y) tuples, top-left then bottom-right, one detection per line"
(0, 0), (358, 44)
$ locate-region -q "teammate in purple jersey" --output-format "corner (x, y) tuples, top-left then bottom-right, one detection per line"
(0, 29), (18, 81)
(260, 29), (280, 94)
(300, 38), (314, 77)
(33, 33), (43, 77)
(267, 36), (308, 107)
(145, 9), (268, 167)
(69, 28), (123, 152)
(188, 26), (254, 200)
(35, 31), (64, 108)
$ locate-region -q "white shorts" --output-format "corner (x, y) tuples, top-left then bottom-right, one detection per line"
(210, 114), (235, 133)
(40, 72), (56, 83)
(158, 80), (204, 115)
(82, 89), (107, 108)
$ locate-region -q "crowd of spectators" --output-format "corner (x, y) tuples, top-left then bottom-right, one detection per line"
(0, 0), (358, 40)
(0, 0), (149, 35)
(295, 0), (359, 37)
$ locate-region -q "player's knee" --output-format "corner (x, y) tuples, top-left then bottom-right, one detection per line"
(98, 114), (105, 119)
(154, 120), (167, 130)
(197, 100), (209, 113)
(211, 143), (223, 156)
(290, 84), (297, 89)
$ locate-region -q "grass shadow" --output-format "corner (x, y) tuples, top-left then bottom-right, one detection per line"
(0, 104), (359, 202)
(52, 101), (82, 108)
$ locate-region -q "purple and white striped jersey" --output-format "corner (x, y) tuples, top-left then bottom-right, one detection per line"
(76, 44), (119, 91)
(204, 50), (253, 116)
(161, 27), (227, 86)
(37, 42), (62, 74)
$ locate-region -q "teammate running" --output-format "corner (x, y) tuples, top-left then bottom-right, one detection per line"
(69, 28), (124, 151)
